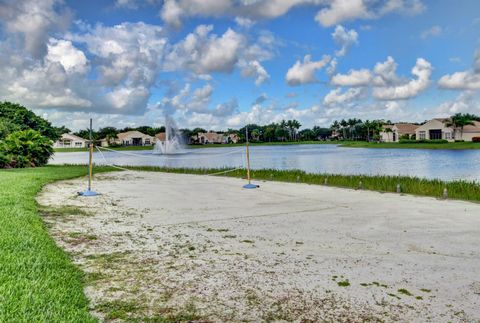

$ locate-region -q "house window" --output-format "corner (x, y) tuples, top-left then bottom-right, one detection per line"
(419, 131), (426, 140)
(444, 132), (451, 140)
(75, 142), (83, 147)
(145, 139), (151, 145)
(63, 140), (71, 147)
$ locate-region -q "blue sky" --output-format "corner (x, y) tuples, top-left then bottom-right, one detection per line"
(0, 0), (479, 131)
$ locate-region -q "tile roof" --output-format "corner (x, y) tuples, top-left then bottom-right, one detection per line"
(394, 123), (419, 134)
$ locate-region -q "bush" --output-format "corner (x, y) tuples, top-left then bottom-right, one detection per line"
(399, 139), (417, 144)
(399, 139), (448, 144)
(472, 137), (480, 142)
(0, 151), (12, 168)
(429, 139), (448, 144)
(1, 130), (53, 168)
(455, 140), (465, 142)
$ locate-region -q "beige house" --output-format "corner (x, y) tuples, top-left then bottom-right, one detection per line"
(101, 131), (156, 147)
(197, 132), (226, 144)
(380, 123), (419, 142)
(53, 133), (87, 148)
(192, 132), (239, 144)
(415, 118), (480, 141)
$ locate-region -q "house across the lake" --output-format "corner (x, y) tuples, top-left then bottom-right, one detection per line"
(101, 131), (156, 147)
(197, 132), (226, 144)
(380, 123), (419, 142)
(54, 133), (87, 148)
(192, 132), (240, 144)
(415, 118), (480, 141)
(155, 132), (166, 143)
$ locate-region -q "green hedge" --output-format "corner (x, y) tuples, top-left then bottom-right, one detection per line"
(399, 139), (448, 144)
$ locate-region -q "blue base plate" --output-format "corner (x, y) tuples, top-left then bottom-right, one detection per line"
(243, 183), (258, 189)
(78, 190), (99, 196)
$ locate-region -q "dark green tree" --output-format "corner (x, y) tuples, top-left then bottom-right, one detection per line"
(0, 101), (63, 140)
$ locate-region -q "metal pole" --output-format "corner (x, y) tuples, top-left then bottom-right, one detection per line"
(88, 118), (93, 191)
(245, 127), (251, 184)
(79, 118), (99, 196)
(242, 127), (257, 189)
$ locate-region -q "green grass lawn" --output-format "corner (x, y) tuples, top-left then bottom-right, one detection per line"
(0, 165), (113, 322)
(339, 141), (480, 150)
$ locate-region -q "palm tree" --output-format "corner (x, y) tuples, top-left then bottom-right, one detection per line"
(447, 113), (478, 140)
(340, 119), (348, 140)
(280, 120), (287, 141)
(384, 127), (393, 142)
(330, 121), (340, 138)
(251, 129), (261, 141)
(291, 119), (301, 141)
(363, 120), (372, 141)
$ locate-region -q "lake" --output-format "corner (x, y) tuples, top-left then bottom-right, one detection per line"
(50, 144), (480, 182)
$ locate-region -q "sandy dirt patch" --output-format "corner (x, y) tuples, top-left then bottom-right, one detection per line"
(37, 171), (480, 322)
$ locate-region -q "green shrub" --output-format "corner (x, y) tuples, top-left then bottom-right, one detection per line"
(429, 139), (448, 144)
(399, 139), (417, 144)
(1, 129), (53, 168)
(0, 151), (12, 168)
(455, 140), (465, 142)
(399, 139), (448, 144)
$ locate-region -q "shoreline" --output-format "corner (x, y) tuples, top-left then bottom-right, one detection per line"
(54, 140), (480, 153)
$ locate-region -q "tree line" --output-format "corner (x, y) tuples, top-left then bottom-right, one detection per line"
(72, 113), (480, 143)
(72, 119), (332, 143)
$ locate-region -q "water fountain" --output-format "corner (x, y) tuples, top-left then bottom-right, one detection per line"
(153, 116), (185, 154)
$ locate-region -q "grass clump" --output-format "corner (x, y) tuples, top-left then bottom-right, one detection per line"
(39, 205), (91, 217)
(337, 280), (350, 287)
(398, 288), (413, 296)
(96, 299), (143, 320)
(0, 165), (114, 322)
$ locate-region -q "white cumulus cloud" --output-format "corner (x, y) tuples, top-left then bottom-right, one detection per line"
(285, 55), (331, 86)
(331, 69), (372, 87)
(373, 58), (432, 100)
(240, 60), (270, 85)
(46, 38), (89, 74)
(332, 25), (358, 57)
(438, 50), (480, 90)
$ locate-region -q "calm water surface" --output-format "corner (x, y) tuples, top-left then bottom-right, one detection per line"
(50, 144), (480, 182)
